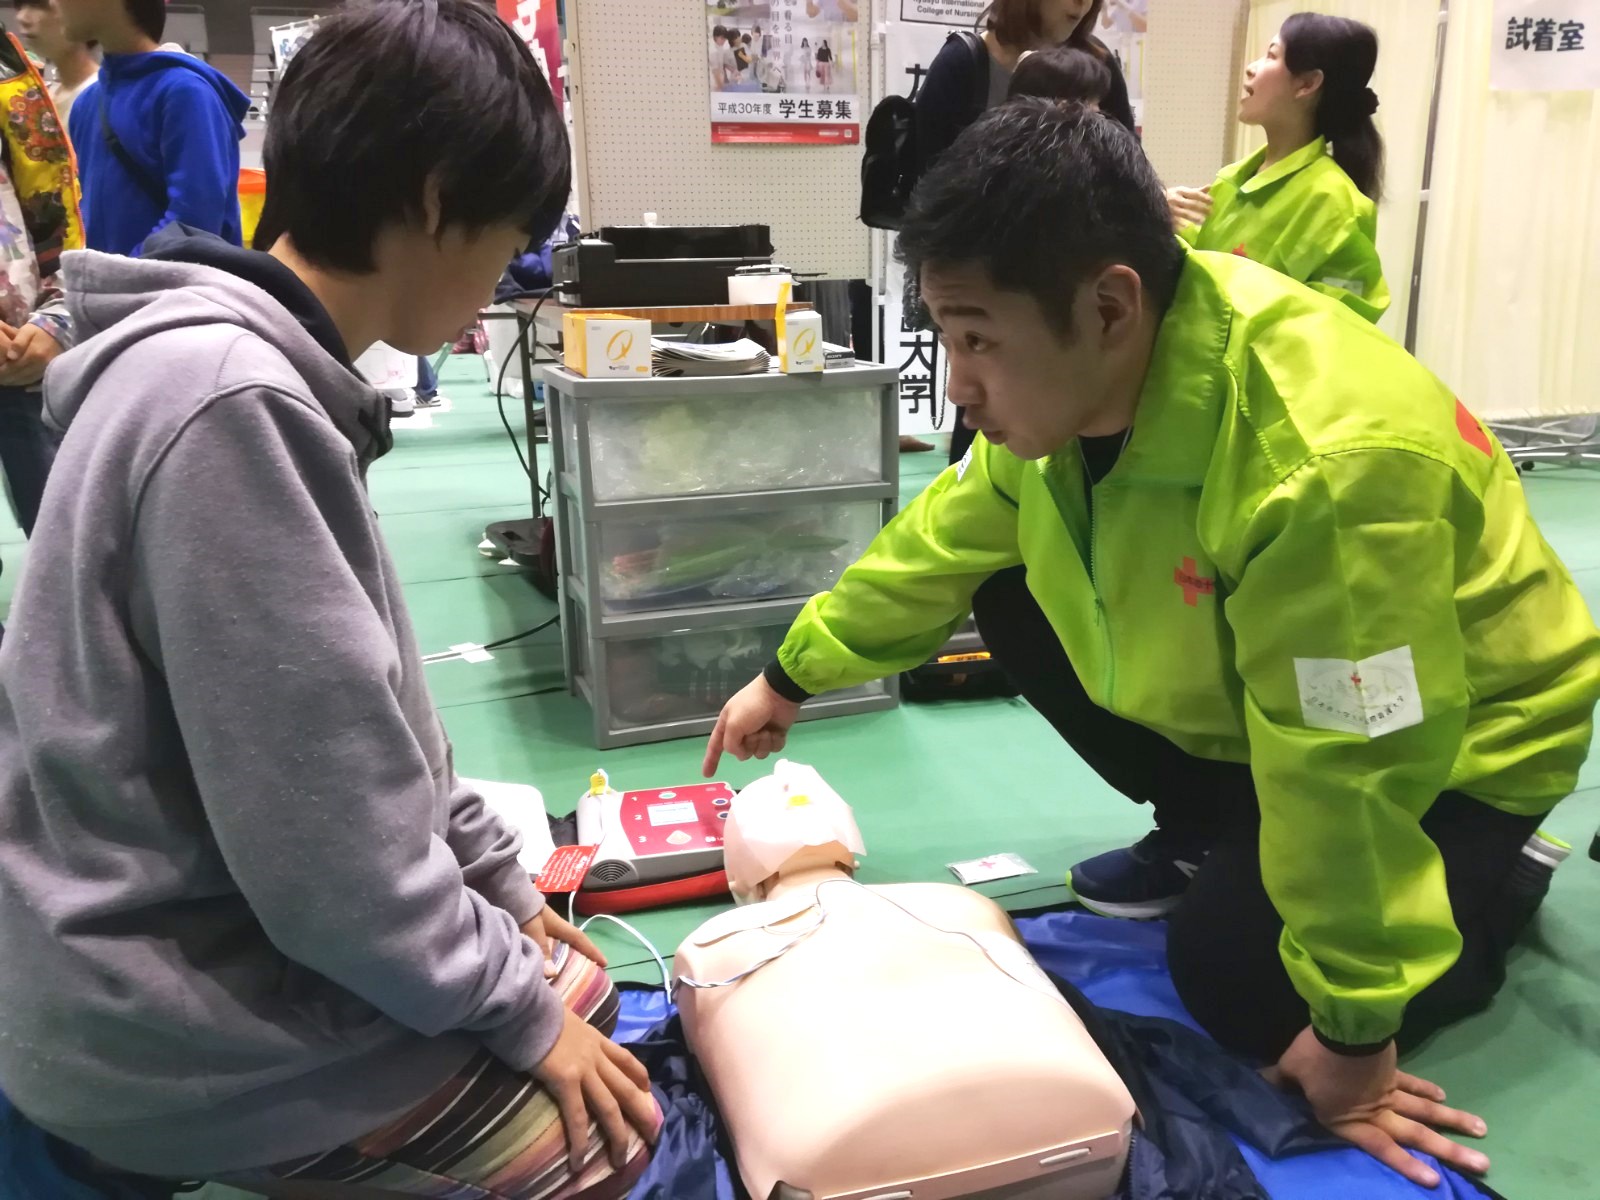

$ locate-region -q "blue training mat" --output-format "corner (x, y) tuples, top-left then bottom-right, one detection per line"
(614, 910), (1501, 1200)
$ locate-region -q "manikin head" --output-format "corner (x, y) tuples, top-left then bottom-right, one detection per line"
(723, 761), (866, 903)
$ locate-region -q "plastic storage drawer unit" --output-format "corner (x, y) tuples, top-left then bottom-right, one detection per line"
(543, 362), (902, 749)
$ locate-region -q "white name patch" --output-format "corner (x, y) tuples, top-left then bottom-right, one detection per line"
(1319, 276), (1366, 297)
(1294, 645), (1423, 739)
(955, 445), (974, 482)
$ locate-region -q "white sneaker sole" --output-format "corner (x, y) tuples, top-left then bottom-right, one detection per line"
(1072, 892), (1183, 921)
(1522, 831), (1571, 871)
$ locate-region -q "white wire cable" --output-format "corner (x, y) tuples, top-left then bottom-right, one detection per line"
(578, 910), (674, 994)
(672, 909), (828, 999)
(563, 879), (1063, 1010)
(674, 878), (1070, 1008)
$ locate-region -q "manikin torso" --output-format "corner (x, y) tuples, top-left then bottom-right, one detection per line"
(675, 847), (1135, 1200)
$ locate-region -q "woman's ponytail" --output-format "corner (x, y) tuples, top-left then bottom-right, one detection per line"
(1281, 13), (1385, 201)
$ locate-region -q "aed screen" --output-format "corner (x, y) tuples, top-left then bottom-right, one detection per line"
(647, 801), (698, 827)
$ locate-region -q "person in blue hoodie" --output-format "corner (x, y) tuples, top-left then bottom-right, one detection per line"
(57, 0), (248, 255)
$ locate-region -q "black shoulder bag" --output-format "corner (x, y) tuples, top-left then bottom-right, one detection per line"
(98, 86), (171, 212)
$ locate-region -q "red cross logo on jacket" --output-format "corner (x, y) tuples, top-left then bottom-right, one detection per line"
(1174, 557), (1216, 606)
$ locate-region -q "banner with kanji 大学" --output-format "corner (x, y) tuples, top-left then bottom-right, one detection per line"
(880, 13), (960, 435)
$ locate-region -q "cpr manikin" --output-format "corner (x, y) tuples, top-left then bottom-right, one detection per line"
(674, 762), (1135, 1200)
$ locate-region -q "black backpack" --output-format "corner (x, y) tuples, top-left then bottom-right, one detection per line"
(859, 31), (989, 231)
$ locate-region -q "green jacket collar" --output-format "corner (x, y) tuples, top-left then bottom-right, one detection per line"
(1227, 136), (1330, 196)
(1077, 250), (1234, 489)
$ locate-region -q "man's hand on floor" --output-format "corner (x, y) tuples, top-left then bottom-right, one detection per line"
(1268, 1025), (1490, 1189)
(0, 322), (63, 387)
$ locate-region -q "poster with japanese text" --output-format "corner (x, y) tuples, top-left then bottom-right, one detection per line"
(707, 0), (862, 145)
(1491, 0), (1597, 90)
(497, 0), (566, 114)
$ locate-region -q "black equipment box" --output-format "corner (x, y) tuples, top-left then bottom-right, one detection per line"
(552, 224), (775, 309)
(901, 619), (1019, 702)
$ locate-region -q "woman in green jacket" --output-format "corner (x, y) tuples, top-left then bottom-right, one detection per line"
(1169, 13), (1390, 323)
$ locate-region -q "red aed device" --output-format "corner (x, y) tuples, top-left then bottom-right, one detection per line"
(572, 771), (733, 913)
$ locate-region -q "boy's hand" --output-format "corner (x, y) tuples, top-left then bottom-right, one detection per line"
(0, 323), (64, 387)
(534, 1008), (658, 1170)
(522, 905), (608, 978)
(703, 674), (801, 777)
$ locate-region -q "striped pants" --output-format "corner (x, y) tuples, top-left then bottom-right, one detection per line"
(223, 944), (658, 1200)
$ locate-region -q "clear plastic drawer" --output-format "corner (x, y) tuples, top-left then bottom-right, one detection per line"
(578, 387), (887, 501)
(587, 501), (880, 614)
(577, 612), (888, 732)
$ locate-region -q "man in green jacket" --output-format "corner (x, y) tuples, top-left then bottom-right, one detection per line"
(703, 101), (1600, 1186)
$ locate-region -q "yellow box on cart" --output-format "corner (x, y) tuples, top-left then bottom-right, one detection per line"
(562, 312), (651, 378)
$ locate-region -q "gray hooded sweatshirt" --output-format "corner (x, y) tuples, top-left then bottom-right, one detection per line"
(0, 243), (563, 1176)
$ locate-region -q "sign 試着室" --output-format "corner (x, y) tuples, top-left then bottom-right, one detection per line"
(1491, 0), (1597, 90)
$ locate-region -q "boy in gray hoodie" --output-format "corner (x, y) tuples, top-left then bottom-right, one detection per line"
(0, 1), (659, 1194)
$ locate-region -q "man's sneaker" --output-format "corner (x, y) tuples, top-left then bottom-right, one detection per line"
(1505, 828), (1571, 901)
(414, 389), (446, 410)
(1069, 828), (1212, 920)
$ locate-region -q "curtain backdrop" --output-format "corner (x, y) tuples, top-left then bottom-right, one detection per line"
(1412, 0), (1600, 419)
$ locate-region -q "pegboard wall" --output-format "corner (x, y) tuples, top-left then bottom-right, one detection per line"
(568, 0), (872, 280)
(1142, 0), (1249, 187)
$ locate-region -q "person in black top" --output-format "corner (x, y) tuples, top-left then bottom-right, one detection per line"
(918, 1), (1134, 174)
(916, 1), (1136, 466)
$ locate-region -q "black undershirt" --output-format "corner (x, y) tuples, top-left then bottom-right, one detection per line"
(1078, 431), (1126, 486)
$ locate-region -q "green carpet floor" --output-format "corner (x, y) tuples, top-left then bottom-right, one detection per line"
(7, 355), (1592, 1199)
(375, 364), (1600, 1200)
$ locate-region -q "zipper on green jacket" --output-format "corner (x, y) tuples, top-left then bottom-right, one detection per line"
(1079, 443), (1117, 704)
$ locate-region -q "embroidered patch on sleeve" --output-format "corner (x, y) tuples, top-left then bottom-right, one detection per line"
(1294, 645), (1424, 738)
